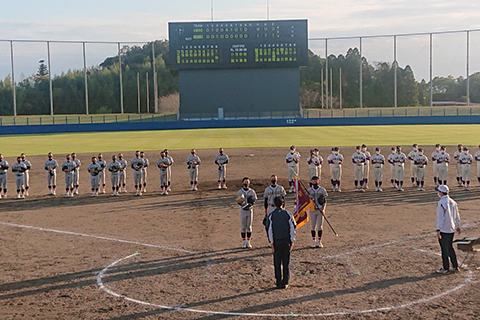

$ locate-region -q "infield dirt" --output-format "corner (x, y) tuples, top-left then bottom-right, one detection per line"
(0, 146), (479, 319)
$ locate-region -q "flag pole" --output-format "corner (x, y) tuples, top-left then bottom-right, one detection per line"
(297, 176), (339, 237)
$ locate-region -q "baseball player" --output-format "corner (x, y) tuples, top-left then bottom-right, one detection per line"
(214, 148), (229, 189)
(387, 147), (396, 188)
(407, 144), (419, 187)
(157, 151), (170, 195)
(187, 149), (201, 191)
(264, 175), (286, 217)
(20, 153), (31, 196)
(44, 152), (58, 195)
(71, 153), (81, 195)
(307, 176), (328, 248)
(285, 146), (301, 193)
(454, 144), (464, 187)
(164, 149), (174, 191)
(393, 146), (407, 191)
(475, 145), (480, 187)
(352, 146), (367, 192)
(436, 146), (450, 186)
(236, 177), (257, 248)
(131, 151), (144, 196)
(371, 147), (385, 192)
(140, 151), (149, 193)
(362, 144), (371, 189)
(307, 149), (322, 186)
(0, 154), (9, 199)
(117, 153), (128, 193)
(431, 143), (441, 187)
(97, 153), (107, 194)
(327, 147), (343, 192)
(108, 154), (121, 196)
(459, 147), (473, 190)
(414, 147), (428, 191)
(12, 156), (27, 199)
(87, 156), (102, 196)
(61, 154), (76, 197)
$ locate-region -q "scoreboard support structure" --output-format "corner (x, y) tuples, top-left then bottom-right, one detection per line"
(167, 19), (308, 120)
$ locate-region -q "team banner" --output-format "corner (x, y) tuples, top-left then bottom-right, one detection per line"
(292, 176), (314, 229)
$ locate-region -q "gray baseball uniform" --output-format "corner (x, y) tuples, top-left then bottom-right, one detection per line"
(215, 153), (229, 181)
(131, 158), (143, 188)
(108, 161), (121, 189)
(157, 157), (170, 187)
(44, 159), (58, 188)
(459, 152), (473, 183)
(187, 155), (201, 183)
(307, 186), (328, 232)
(371, 153), (385, 182)
(363, 150), (371, 181)
(387, 151), (396, 183)
(327, 153), (343, 181)
(436, 152), (450, 182)
(352, 152), (366, 182)
(307, 155), (322, 180)
(72, 159), (81, 187)
(454, 150), (462, 180)
(286, 151), (301, 182)
(88, 163), (102, 190)
(414, 154), (428, 182)
(62, 161), (76, 190)
(475, 150), (480, 181)
(166, 155), (174, 187)
(237, 187), (258, 233)
(12, 163), (27, 191)
(0, 160), (9, 190)
(118, 158), (128, 187)
(431, 150), (441, 181)
(97, 159), (107, 187)
(393, 152), (407, 182)
(21, 159), (31, 190)
(407, 149), (418, 179)
(140, 156), (149, 187)
(263, 184), (286, 215)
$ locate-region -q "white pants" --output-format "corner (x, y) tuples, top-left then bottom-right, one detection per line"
(288, 165), (298, 181)
(309, 167), (320, 180)
(309, 210), (324, 231)
(133, 170), (142, 187)
(390, 164), (395, 181)
(217, 165), (226, 181)
(363, 162), (370, 180)
(240, 208), (253, 233)
(15, 175), (25, 191)
(330, 165), (341, 181)
(416, 165), (426, 182)
(141, 168), (148, 186)
(73, 170), (80, 187)
(0, 173), (6, 189)
(354, 164), (363, 181)
(410, 161), (416, 178)
(65, 173), (74, 190)
(99, 170), (106, 186)
(160, 169), (168, 187)
(90, 175), (99, 190)
(395, 164), (404, 182)
(119, 170), (126, 186)
(437, 165), (448, 181)
(47, 171), (56, 187)
(374, 166), (383, 182)
(111, 173), (119, 189)
(461, 164), (471, 182)
(456, 162), (462, 178)
(432, 162), (438, 180)
(189, 167), (199, 183)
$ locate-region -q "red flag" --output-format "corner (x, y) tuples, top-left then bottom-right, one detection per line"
(292, 176), (315, 229)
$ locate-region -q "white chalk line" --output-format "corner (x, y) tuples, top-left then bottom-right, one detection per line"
(0, 221), (194, 254)
(1, 220), (478, 317)
(96, 249), (474, 318)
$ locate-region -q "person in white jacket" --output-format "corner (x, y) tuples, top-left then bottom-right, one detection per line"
(435, 185), (461, 274)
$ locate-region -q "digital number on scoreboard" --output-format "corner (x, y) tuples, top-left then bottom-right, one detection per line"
(168, 19), (308, 70)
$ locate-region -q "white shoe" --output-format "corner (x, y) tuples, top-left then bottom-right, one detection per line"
(74, 190), (79, 195)
(317, 241), (324, 248)
(111, 192), (116, 196)
(242, 240), (247, 248)
(364, 185), (369, 189)
(417, 187), (421, 191)
(222, 184), (228, 189)
(65, 194), (69, 198)
(392, 184), (396, 188)
(194, 186), (198, 191)
(164, 191), (169, 195)
(15, 195), (21, 199)
(25, 191), (29, 196)
(398, 187), (404, 192)
(95, 192), (99, 196)
(52, 190), (56, 195)
(92, 192), (95, 197)
(360, 188), (365, 192)
(217, 184), (222, 189)
(167, 186), (171, 192)
(289, 186), (294, 193)
(354, 187), (359, 192)
(374, 187), (378, 191)
(311, 240), (317, 248)
(246, 240), (252, 248)
(48, 190), (52, 195)
(419, 187), (424, 191)
(101, 189), (106, 194)
(378, 188), (383, 192)
(337, 188), (342, 192)
(190, 186), (195, 191)
(2, 194), (6, 199)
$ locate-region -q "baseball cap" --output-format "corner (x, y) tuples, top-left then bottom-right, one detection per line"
(435, 185), (449, 193)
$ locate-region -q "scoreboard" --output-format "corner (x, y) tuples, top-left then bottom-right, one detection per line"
(168, 19), (308, 70)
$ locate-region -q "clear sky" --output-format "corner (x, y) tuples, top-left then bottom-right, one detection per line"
(1, 0), (480, 80)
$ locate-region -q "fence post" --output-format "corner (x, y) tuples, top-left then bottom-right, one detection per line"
(443, 109), (446, 116)
(319, 110), (321, 118)
(65, 116), (68, 124)
(103, 115), (105, 123)
(331, 110), (333, 118)
(128, 114), (130, 122)
(53, 117), (55, 125)
(27, 117), (29, 125)
(393, 109), (395, 117)
(343, 110), (345, 118)
(355, 110), (357, 117)
(115, 115), (118, 123)
(431, 108), (433, 116)
(39, 117), (42, 125)
(456, 108), (459, 116)
(91, 116), (93, 124)
(470, 107), (472, 115)
(78, 116), (80, 124)
(418, 109), (420, 117)
(380, 109), (382, 117)
(164, 114), (166, 121)
(405, 109), (407, 116)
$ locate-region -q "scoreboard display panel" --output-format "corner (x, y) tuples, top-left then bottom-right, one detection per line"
(168, 19), (308, 70)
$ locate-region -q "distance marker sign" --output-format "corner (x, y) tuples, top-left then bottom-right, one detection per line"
(168, 19), (308, 70)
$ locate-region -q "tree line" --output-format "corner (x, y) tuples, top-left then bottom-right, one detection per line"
(0, 41), (478, 116)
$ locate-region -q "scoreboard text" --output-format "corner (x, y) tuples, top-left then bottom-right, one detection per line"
(168, 19), (308, 70)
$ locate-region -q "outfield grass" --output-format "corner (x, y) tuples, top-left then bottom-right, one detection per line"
(0, 124), (479, 157)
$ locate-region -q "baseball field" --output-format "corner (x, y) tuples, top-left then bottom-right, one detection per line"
(0, 125), (479, 319)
